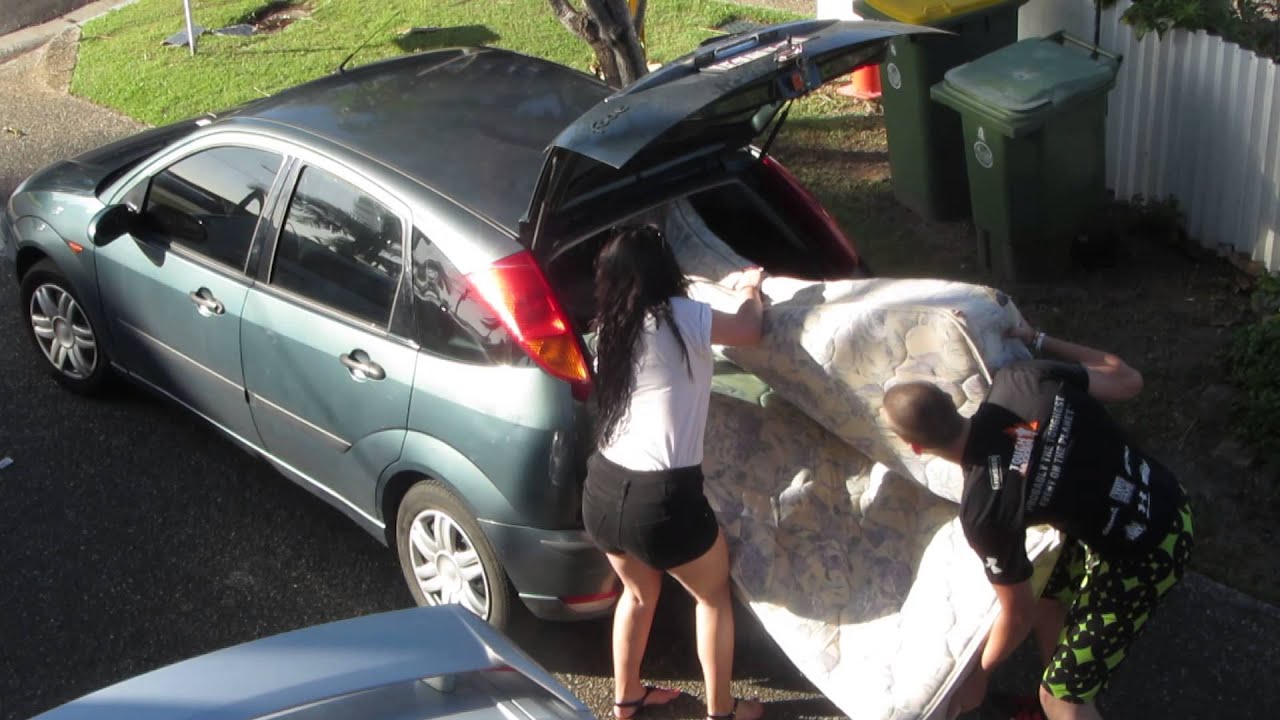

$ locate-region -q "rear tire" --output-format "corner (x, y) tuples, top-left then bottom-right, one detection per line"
(19, 259), (112, 395)
(395, 479), (514, 630)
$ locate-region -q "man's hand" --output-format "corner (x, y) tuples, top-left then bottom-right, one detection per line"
(1003, 317), (1144, 402)
(948, 667), (989, 719)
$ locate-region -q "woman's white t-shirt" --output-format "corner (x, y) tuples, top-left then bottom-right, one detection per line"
(599, 297), (714, 472)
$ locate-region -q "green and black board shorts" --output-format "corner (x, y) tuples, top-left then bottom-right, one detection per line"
(1041, 499), (1194, 703)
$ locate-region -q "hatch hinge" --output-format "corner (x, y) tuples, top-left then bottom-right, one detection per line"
(757, 100), (794, 161)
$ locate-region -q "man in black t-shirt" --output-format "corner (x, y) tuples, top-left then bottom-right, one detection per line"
(883, 323), (1193, 720)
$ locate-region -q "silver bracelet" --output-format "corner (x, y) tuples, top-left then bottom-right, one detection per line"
(1033, 331), (1047, 355)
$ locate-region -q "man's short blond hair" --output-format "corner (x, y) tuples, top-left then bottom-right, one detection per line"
(883, 382), (964, 449)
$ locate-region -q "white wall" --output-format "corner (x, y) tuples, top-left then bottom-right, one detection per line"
(1017, 0), (1094, 40)
(815, 0), (861, 20)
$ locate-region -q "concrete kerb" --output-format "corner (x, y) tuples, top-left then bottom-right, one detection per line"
(0, 0), (139, 64)
(32, 26), (82, 92)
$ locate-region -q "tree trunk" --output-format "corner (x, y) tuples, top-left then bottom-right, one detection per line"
(632, 0), (648, 43)
(547, 0), (648, 87)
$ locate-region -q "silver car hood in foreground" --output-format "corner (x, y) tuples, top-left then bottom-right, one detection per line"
(30, 606), (591, 720)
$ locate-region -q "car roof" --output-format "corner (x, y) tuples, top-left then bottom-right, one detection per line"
(233, 47), (612, 233)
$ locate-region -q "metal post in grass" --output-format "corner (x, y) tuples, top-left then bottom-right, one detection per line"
(182, 0), (197, 55)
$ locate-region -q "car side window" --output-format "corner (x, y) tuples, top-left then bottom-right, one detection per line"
(142, 146), (282, 271)
(411, 229), (513, 364)
(272, 167), (405, 328)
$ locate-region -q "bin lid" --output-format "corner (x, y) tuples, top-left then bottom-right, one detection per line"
(857, 0), (1013, 25)
(942, 37), (1119, 113)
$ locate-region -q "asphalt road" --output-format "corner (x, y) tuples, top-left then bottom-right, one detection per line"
(0, 0), (96, 35)
(3, 33), (1280, 720)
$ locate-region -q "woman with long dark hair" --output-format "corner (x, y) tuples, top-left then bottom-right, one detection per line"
(582, 224), (766, 720)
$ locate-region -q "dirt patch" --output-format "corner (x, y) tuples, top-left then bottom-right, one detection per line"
(1001, 234), (1276, 603)
(243, 2), (312, 34)
(771, 93), (1279, 604)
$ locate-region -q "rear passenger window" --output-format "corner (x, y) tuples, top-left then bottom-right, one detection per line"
(272, 167), (404, 327)
(410, 229), (513, 364)
(143, 146), (281, 271)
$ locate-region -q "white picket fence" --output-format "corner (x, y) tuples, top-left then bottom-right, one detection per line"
(818, 0), (1280, 272)
(1020, 0), (1280, 271)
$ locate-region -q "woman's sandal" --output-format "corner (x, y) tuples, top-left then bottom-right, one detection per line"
(707, 698), (762, 720)
(614, 686), (679, 719)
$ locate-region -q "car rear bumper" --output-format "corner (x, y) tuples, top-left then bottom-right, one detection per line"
(479, 519), (618, 621)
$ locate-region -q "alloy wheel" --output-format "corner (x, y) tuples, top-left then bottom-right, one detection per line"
(29, 283), (97, 380)
(407, 509), (491, 618)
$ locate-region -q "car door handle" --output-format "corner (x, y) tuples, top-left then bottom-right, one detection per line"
(188, 288), (225, 317)
(339, 350), (385, 381)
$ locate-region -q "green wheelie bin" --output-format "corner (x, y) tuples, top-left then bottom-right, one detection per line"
(931, 33), (1121, 281)
(852, 0), (1029, 221)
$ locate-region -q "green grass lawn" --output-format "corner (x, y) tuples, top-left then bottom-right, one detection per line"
(73, 0), (800, 125)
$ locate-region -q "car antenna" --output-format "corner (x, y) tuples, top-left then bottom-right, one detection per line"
(336, 12), (402, 74)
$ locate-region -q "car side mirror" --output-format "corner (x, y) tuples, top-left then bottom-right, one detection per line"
(89, 204), (137, 247)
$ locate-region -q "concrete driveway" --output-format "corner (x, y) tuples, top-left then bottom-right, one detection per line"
(2, 32), (1280, 720)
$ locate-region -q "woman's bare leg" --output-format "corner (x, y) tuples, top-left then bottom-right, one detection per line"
(605, 551), (680, 717)
(668, 532), (763, 719)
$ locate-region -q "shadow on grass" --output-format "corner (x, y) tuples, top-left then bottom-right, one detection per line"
(777, 145), (888, 167)
(786, 113), (885, 134)
(228, 45), (346, 57)
(815, 178), (980, 280)
(394, 24), (500, 53)
(770, 151), (981, 280)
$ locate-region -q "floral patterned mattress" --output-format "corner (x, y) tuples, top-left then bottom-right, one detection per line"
(659, 200), (1063, 719)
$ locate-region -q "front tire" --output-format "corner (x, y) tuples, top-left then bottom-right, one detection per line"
(395, 480), (514, 630)
(20, 259), (111, 394)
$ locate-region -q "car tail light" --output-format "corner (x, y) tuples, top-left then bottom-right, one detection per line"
(467, 250), (592, 400)
(759, 154), (861, 272)
(561, 589), (620, 614)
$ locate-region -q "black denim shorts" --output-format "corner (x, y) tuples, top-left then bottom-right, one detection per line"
(581, 452), (720, 570)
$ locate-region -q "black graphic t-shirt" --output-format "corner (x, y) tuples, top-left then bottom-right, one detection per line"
(960, 360), (1183, 585)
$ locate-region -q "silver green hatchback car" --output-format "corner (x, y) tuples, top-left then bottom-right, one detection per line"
(1, 20), (931, 628)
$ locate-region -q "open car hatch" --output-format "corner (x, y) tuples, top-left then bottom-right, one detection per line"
(522, 19), (945, 252)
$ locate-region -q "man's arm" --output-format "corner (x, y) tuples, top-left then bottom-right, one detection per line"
(1008, 322), (1143, 402)
(949, 579), (1037, 718)
(984, 580), (1038, 670)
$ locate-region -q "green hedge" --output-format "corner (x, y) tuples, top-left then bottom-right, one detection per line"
(1100, 0), (1279, 61)
(1229, 273), (1280, 454)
